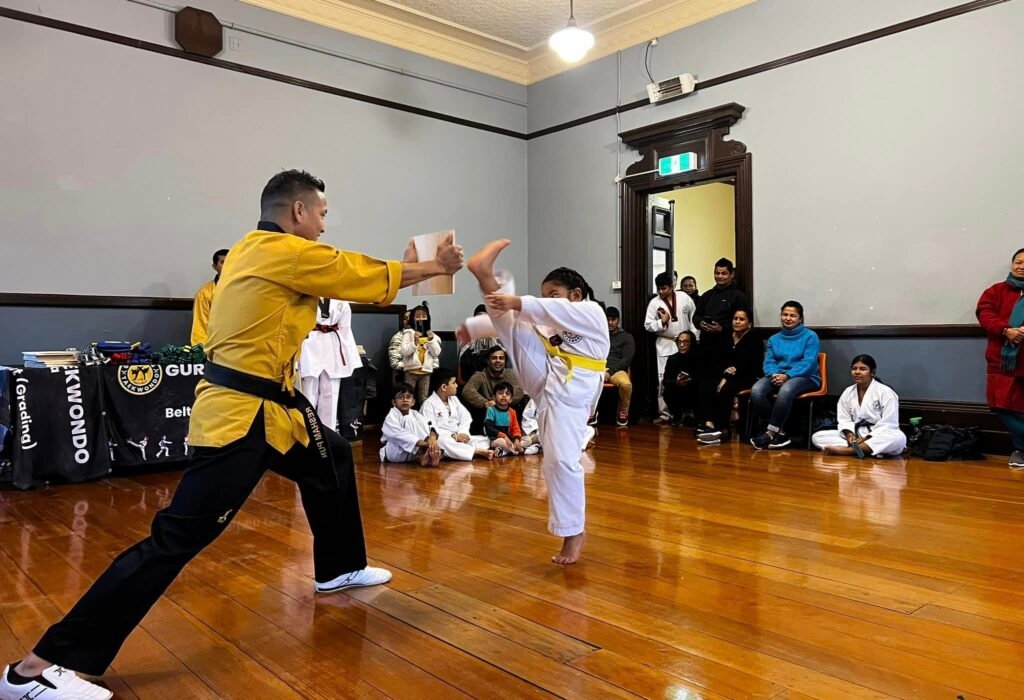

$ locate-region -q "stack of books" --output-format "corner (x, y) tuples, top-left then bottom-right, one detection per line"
(23, 350), (80, 368)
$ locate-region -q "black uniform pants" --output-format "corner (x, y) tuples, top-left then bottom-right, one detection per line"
(34, 409), (367, 676)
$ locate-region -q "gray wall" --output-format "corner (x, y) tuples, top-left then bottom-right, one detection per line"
(0, 0), (527, 331)
(527, 0), (1023, 324)
(526, 0), (1021, 401)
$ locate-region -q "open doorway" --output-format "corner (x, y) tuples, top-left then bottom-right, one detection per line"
(648, 179), (737, 300)
(617, 103), (752, 419)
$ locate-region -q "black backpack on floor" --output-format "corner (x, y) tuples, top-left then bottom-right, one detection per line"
(910, 425), (984, 461)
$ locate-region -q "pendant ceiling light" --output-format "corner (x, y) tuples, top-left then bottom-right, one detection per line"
(548, 0), (595, 63)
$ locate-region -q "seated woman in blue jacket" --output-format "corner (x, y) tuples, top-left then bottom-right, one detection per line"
(749, 300), (820, 449)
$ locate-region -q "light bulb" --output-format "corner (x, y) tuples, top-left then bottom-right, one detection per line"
(549, 23), (594, 63)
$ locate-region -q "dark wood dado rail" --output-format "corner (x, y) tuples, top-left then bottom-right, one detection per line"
(1, 294), (984, 339)
(0, 293), (405, 316)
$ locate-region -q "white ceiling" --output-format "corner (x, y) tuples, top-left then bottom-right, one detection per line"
(242, 0), (758, 84)
(379, 0), (649, 50)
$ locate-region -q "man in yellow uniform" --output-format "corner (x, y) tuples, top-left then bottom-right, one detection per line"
(189, 247), (229, 346)
(3, 170), (464, 698)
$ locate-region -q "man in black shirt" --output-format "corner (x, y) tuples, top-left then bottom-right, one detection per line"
(694, 258), (750, 343)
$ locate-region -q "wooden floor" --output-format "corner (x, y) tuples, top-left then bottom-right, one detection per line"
(2, 426), (1024, 699)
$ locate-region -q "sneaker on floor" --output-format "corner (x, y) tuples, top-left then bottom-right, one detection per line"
(697, 436), (721, 446)
(750, 432), (773, 450)
(523, 444), (541, 455)
(767, 432), (791, 449)
(616, 411), (629, 427)
(588, 412), (599, 426)
(315, 566), (392, 593)
(1, 664), (112, 700)
(1009, 451), (1024, 469)
(697, 428), (722, 441)
(494, 446), (512, 458)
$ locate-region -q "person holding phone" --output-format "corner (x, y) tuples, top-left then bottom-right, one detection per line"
(662, 331), (701, 426)
(401, 302), (442, 405)
(694, 258), (749, 345)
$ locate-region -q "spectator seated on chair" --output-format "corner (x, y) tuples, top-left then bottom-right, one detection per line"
(461, 346), (527, 427)
(458, 304), (504, 383)
(811, 355), (906, 458)
(662, 331), (701, 427)
(696, 309), (762, 445)
(604, 306), (635, 426)
(749, 300), (821, 450)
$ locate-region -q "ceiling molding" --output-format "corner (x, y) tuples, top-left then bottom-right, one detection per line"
(241, 0), (757, 85)
(526, 0), (758, 83)
(240, 0), (531, 83)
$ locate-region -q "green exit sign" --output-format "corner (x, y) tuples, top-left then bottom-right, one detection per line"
(658, 152), (698, 176)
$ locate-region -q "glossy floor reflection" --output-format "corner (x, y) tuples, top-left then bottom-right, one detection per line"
(2, 425), (1024, 698)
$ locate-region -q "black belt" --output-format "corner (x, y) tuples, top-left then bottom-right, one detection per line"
(204, 361), (334, 471)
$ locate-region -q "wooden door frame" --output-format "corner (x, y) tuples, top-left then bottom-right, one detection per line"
(618, 102), (752, 418)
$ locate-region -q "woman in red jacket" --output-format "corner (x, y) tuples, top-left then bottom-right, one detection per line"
(976, 247), (1024, 469)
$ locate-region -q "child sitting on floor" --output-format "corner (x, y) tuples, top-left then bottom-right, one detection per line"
(379, 383), (441, 466)
(484, 382), (536, 456)
(420, 369), (494, 461)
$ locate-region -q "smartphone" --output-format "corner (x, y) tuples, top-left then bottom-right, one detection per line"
(414, 318), (431, 334)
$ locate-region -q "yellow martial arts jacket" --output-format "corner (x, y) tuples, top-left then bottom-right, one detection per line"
(189, 224), (402, 453)
(190, 279), (216, 346)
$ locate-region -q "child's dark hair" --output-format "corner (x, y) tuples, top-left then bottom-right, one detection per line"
(411, 301), (431, 319)
(543, 267), (602, 307)
(493, 381), (514, 396)
(392, 383), (416, 400)
(430, 368), (457, 393)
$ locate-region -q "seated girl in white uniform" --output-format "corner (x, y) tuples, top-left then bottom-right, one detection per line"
(379, 383), (441, 466)
(461, 240), (609, 565)
(420, 369), (494, 461)
(811, 354), (907, 458)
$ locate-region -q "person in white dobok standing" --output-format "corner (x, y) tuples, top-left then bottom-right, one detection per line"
(644, 271), (697, 422)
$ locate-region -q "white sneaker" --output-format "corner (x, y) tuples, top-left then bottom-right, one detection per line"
(1, 664), (113, 699)
(314, 566), (392, 593)
(523, 445), (541, 455)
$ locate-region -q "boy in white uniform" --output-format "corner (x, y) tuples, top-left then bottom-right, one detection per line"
(644, 272), (697, 421)
(420, 369), (494, 461)
(461, 240), (609, 564)
(379, 383), (441, 466)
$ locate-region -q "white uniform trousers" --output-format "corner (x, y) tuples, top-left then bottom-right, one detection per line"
(300, 372), (340, 432)
(379, 442), (420, 463)
(656, 354), (671, 419)
(435, 433), (490, 461)
(811, 428), (907, 457)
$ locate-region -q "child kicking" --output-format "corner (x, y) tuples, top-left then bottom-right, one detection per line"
(379, 383), (441, 466)
(420, 369), (494, 461)
(461, 240), (609, 564)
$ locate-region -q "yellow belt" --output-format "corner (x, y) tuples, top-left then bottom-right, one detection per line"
(537, 332), (607, 383)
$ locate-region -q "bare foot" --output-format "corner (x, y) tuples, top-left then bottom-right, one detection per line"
(419, 449), (432, 467)
(429, 447), (442, 467)
(552, 532), (585, 564)
(822, 445), (854, 456)
(467, 240), (511, 294)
